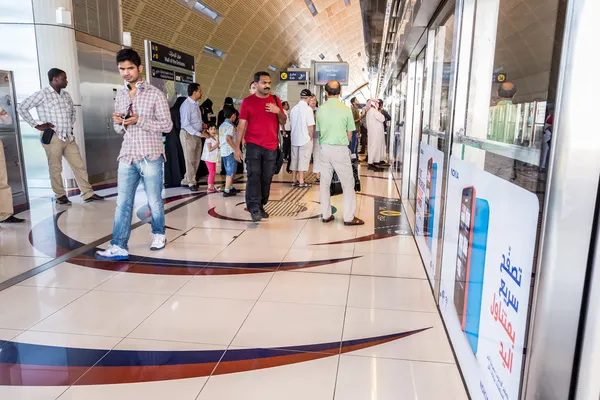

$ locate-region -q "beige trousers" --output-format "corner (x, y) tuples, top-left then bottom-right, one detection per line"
(0, 140), (13, 221)
(319, 144), (356, 222)
(41, 134), (93, 199)
(180, 129), (203, 186)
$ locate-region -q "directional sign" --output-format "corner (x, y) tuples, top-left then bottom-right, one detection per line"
(151, 42), (195, 71)
(280, 71), (307, 81)
(151, 66), (174, 80)
(175, 72), (194, 84)
(493, 72), (507, 83)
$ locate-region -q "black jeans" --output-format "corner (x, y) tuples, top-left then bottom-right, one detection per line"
(245, 142), (277, 213)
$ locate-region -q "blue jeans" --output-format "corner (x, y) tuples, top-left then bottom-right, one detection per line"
(350, 130), (359, 156)
(111, 156), (165, 250)
(222, 153), (237, 176)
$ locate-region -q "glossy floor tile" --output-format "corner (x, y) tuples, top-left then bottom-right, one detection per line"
(198, 354), (338, 400)
(176, 272), (274, 300)
(129, 296), (255, 345)
(30, 290), (169, 337)
(0, 168), (469, 399)
(259, 271), (350, 306)
(18, 262), (117, 290)
(347, 275), (437, 312)
(231, 301), (346, 350)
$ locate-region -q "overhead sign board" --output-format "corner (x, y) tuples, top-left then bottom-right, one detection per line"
(151, 42), (195, 71)
(151, 66), (175, 81)
(280, 71), (308, 81)
(493, 73), (507, 83)
(314, 62), (349, 86)
(175, 72), (194, 84)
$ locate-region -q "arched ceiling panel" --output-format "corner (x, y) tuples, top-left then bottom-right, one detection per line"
(124, 0), (368, 106)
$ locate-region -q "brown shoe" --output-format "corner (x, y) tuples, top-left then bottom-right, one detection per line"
(322, 215), (334, 223)
(84, 194), (105, 203)
(55, 196), (72, 205)
(344, 217), (364, 226)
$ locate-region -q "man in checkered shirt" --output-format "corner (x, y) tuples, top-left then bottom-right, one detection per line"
(96, 49), (173, 261)
(17, 68), (104, 205)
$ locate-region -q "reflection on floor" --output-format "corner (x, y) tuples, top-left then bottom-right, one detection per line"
(0, 166), (467, 399)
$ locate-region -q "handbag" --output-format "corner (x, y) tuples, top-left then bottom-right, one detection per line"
(330, 171), (343, 196)
(41, 128), (54, 145)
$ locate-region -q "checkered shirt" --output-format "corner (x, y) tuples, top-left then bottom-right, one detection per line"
(113, 81), (173, 164)
(17, 86), (76, 142)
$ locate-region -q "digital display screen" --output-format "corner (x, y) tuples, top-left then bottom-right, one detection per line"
(314, 62), (349, 86)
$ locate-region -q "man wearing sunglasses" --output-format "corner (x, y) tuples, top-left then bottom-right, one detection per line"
(96, 49), (173, 261)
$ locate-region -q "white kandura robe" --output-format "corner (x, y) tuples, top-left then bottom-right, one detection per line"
(366, 108), (386, 164)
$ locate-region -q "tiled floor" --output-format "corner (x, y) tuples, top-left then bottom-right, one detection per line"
(0, 167), (468, 399)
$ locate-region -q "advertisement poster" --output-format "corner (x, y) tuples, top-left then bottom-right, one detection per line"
(438, 156), (539, 400)
(415, 141), (444, 283)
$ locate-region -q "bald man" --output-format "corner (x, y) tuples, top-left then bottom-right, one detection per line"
(315, 80), (364, 226)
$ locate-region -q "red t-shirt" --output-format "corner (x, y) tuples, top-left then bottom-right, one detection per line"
(239, 94), (281, 151)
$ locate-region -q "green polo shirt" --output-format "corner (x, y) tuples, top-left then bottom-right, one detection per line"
(316, 98), (354, 146)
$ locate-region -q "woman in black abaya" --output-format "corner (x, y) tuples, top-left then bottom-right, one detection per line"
(163, 97), (186, 188)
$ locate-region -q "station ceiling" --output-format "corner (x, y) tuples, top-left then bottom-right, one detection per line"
(123, 0), (370, 106)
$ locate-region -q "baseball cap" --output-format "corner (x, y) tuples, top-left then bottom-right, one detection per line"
(300, 89), (312, 97)
(224, 97), (233, 105)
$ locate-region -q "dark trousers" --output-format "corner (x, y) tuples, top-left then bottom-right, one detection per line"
(245, 142), (277, 213)
(350, 130), (358, 156)
(282, 131), (291, 160)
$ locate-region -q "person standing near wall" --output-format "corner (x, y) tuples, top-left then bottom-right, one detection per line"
(234, 71), (287, 222)
(18, 68), (104, 205)
(179, 83), (207, 191)
(366, 99), (387, 170)
(96, 49), (173, 260)
(317, 80), (364, 226)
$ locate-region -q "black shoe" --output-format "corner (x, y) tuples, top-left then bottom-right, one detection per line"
(368, 165), (380, 171)
(55, 196), (72, 205)
(189, 185), (199, 192)
(223, 190), (236, 197)
(260, 208), (269, 219)
(84, 194), (105, 203)
(230, 187), (240, 195)
(251, 211), (263, 222)
(1, 215), (25, 223)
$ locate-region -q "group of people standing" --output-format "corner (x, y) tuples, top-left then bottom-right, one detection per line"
(2, 45), (370, 259)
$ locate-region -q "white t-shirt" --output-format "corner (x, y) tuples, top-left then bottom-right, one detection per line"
(201, 137), (219, 163)
(290, 101), (315, 146)
(283, 109), (291, 131)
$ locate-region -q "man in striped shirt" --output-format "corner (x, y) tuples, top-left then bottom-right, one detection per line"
(17, 68), (104, 205)
(96, 49), (173, 261)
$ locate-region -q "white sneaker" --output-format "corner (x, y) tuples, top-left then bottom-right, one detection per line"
(150, 233), (167, 251)
(96, 244), (129, 261)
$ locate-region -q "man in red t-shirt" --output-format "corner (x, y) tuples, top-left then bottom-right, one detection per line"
(235, 71), (287, 222)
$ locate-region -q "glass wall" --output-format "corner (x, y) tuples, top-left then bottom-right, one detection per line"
(387, 0), (564, 397)
(433, 0), (563, 398)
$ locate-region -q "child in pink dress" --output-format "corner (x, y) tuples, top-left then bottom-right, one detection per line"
(201, 124), (220, 193)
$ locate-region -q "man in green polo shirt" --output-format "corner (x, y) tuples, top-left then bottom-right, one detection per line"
(316, 80), (364, 226)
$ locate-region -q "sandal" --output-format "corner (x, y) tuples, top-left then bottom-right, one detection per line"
(344, 217), (365, 226)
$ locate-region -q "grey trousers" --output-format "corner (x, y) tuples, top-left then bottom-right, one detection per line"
(319, 143), (356, 222)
